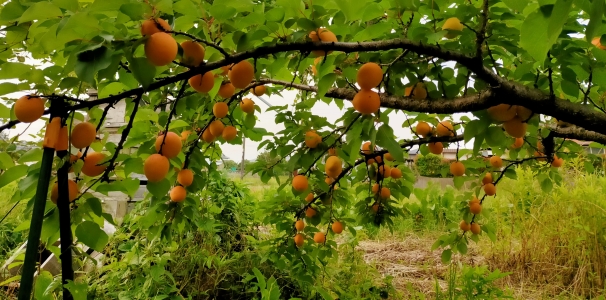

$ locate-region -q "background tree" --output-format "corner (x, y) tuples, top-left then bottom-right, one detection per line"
(0, 0), (604, 298)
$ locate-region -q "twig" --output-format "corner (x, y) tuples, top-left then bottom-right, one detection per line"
(159, 80), (187, 155)
(100, 93), (143, 182)
(170, 31), (231, 58)
(476, 0), (490, 60)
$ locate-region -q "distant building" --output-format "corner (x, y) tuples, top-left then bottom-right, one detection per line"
(408, 146), (489, 161)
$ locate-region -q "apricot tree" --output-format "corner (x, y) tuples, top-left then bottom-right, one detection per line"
(0, 0), (605, 298)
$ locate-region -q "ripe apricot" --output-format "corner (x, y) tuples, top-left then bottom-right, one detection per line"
(552, 155), (564, 168)
(145, 32), (178, 66)
(292, 175), (309, 192)
(593, 37), (606, 50)
(240, 98), (255, 114)
(295, 220), (305, 231)
(155, 132), (182, 159)
(82, 152), (107, 177)
(380, 187), (390, 199)
(482, 173), (492, 185)
(362, 142), (374, 154)
(372, 183), (379, 194)
(459, 220), (471, 231)
(374, 156), (383, 164)
(305, 207), (316, 218)
(356, 63), (383, 90)
(180, 40), (205, 67)
(371, 203), (380, 213)
(436, 121), (454, 137)
(209, 120), (225, 137)
(483, 183), (496, 196)
(404, 82), (427, 100)
(181, 130), (191, 141)
(228, 60), (255, 89)
(325, 156), (342, 178)
(450, 161), (465, 176)
(56, 125), (68, 151)
(202, 128), (215, 143)
(503, 117), (527, 138)
(516, 106), (533, 120)
(313, 232), (326, 243)
(428, 142), (444, 155)
(325, 177), (334, 185)
(415, 121), (432, 137)
(305, 131), (322, 148)
(218, 83), (235, 99)
(305, 192), (314, 202)
(169, 186), (186, 202)
(43, 117), (61, 149)
(328, 148), (337, 156)
(391, 167), (402, 179)
(222, 125), (237, 141)
(332, 221), (344, 234)
(140, 18), (170, 36)
(294, 233), (305, 247)
(177, 169), (194, 187)
(71, 122), (96, 149)
(489, 156), (503, 168)
(253, 85), (266, 96)
(14, 95), (45, 123)
(470, 223), (481, 234)
(311, 57), (322, 76)
(189, 72), (215, 93)
(385, 153), (393, 161)
(487, 104), (517, 122)
(378, 165), (391, 178)
(309, 28), (338, 57)
(512, 137), (524, 149)
(470, 202), (482, 214)
(144, 154), (169, 182)
(442, 17), (464, 39)
(534, 151), (546, 161)
(352, 89), (380, 115)
(50, 179), (79, 204)
(69, 152), (82, 173)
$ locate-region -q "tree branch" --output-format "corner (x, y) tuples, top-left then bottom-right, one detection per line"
(548, 125), (606, 145)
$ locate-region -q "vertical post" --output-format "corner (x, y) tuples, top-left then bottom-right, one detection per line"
(56, 148), (74, 300)
(241, 138), (245, 179)
(18, 115), (56, 299)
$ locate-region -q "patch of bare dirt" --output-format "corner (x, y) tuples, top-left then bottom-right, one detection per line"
(356, 233), (486, 297)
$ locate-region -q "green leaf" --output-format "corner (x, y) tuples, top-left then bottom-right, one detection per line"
(376, 125), (404, 162)
(19, 2), (63, 24)
(0, 1), (26, 22)
(147, 178), (171, 198)
(502, 0), (527, 11)
(453, 176), (465, 189)
(0, 152), (14, 169)
(457, 239), (468, 254)
(53, 0), (79, 12)
(316, 287), (335, 300)
(0, 165), (28, 189)
(18, 148), (43, 164)
(75, 44), (113, 84)
(120, 178), (140, 197)
(34, 271), (54, 300)
(209, 4), (236, 22)
(99, 82), (128, 98)
(120, 3), (150, 21)
(485, 126), (506, 147)
(129, 57), (157, 90)
(441, 248), (452, 264)
(520, 1), (571, 65)
(266, 8), (285, 23)
(64, 280), (88, 300)
(584, 160), (595, 173)
(75, 221), (109, 252)
(168, 120), (190, 130)
(0, 83), (22, 96)
(586, 0), (604, 42)
(539, 176), (553, 193)
(317, 73), (337, 98)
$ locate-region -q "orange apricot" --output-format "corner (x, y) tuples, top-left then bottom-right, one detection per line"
(516, 106), (533, 120)
(552, 155), (564, 168)
(352, 89), (380, 115)
(202, 128), (215, 143)
(483, 183), (496, 196)
(140, 18), (170, 36)
(295, 220), (305, 231)
(404, 82), (427, 100)
(144, 32), (178, 66)
(305, 207), (317, 218)
(372, 183), (379, 194)
(14, 95), (45, 123)
(309, 28), (338, 57)
(218, 83), (235, 98)
(177, 169), (194, 187)
(71, 122), (96, 149)
(82, 152), (107, 177)
(253, 85), (266, 96)
(482, 172), (492, 185)
(180, 40), (205, 67)
(155, 132), (182, 159)
(228, 60), (255, 89)
(305, 131), (322, 148)
(512, 137), (524, 149)
(390, 167), (402, 179)
(314, 232), (326, 243)
(209, 120), (225, 137)
(489, 156), (503, 168)
(459, 220), (471, 231)
(436, 121), (454, 137)
(294, 233), (305, 247)
(380, 187), (390, 199)
(50, 179), (79, 204)
(240, 98), (255, 114)
(470, 202), (482, 214)
(143, 154), (169, 182)
(189, 72), (215, 93)
(305, 193), (314, 202)
(428, 142), (444, 155)
(170, 186), (187, 202)
(361, 141), (374, 154)
(470, 223), (481, 234)
(222, 126), (237, 141)
(415, 121), (432, 137)
(450, 161), (465, 176)
(325, 156), (342, 178)
(503, 117), (527, 138)
(487, 104), (517, 122)
(356, 63), (383, 90)
(292, 175), (309, 192)
(332, 221), (344, 234)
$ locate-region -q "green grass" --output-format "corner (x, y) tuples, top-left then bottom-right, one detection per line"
(0, 182), (25, 262)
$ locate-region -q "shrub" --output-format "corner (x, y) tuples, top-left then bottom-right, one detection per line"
(415, 154), (452, 178)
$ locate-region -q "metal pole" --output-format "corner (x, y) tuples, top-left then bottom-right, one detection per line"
(56, 148), (74, 300)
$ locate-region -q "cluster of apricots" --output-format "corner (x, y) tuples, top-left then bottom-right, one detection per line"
(141, 18), (180, 67)
(413, 120), (455, 156)
(361, 142), (404, 213)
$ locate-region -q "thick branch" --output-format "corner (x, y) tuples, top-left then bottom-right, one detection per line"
(548, 125), (606, 145)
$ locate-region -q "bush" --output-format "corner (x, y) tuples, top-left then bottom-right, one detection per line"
(415, 154), (452, 178)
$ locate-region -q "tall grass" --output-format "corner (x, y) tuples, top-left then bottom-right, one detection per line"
(0, 182), (25, 262)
